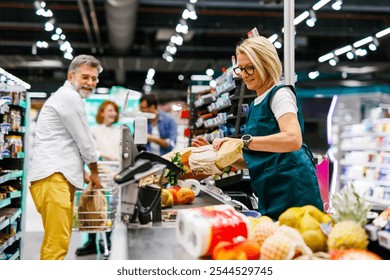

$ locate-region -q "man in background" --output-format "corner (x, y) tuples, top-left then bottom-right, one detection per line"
(29, 54), (103, 260)
(140, 94), (177, 155)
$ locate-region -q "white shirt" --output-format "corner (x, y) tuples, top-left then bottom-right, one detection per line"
(253, 86), (298, 119)
(29, 81), (99, 189)
(90, 124), (120, 160)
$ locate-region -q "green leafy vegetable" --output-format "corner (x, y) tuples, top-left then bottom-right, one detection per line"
(165, 152), (184, 186)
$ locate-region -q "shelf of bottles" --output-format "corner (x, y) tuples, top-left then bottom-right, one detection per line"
(0, 82), (28, 260)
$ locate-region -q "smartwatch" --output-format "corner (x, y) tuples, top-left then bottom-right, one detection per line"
(241, 134), (253, 149)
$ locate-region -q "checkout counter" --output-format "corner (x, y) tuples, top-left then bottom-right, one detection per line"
(110, 189), (226, 260)
(108, 93), (252, 260)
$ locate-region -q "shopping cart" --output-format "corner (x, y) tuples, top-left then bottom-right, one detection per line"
(73, 161), (121, 259)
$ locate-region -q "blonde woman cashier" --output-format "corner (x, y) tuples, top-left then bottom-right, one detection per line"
(194, 36), (323, 220)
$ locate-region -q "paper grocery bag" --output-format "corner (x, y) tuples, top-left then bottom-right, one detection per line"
(77, 184), (108, 231)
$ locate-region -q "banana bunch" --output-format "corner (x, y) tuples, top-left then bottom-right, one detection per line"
(278, 205), (333, 252)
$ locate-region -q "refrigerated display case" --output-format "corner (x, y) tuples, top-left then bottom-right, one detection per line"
(327, 89), (390, 210)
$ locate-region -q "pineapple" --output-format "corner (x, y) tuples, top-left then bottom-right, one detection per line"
(330, 184), (372, 226)
(327, 220), (369, 250)
(327, 184), (371, 250)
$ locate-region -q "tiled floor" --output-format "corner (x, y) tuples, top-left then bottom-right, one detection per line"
(21, 189), (107, 260)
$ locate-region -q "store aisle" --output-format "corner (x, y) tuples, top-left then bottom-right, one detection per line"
(21, 189), (105, 260)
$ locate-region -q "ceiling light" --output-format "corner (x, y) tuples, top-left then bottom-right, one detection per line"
(312, 0), (331, 11)
(294, 11), (310, 25)
(166, 44), (177, 55)
(145, 78), (155, 86)
(51, 34), (59, 41)
(318, 52), (334, 63)
(346, 51), (355, 59)
(368, 37), (380, 51)
(182, 9), (190, 20)
(175, 19), (189, 35)
(353, 36), (373, 48)
(189, 0), (197, 3)
(355, 48), (368, 57)
(334, 45), (352, 56)
(44, 18), (55, 32)
(36, 41), (49, 48)
(147, 68), (155, 79)
(308, 71), (320, 79)
(63, 52), (73, 60)
(375, 27), (390, 38)
(42, 9), (53, 18)
(206, 69), (214, 76)
(274, 41), (282, 49)
(329, 56), (339, 66)
(178, 74), (184, 81)
(331, 0), (342, 10)
(209, 80), (217, 88)
(170, 34), (183, 46)
(306, 10), (317, 27)
(268, 33), (278, 43)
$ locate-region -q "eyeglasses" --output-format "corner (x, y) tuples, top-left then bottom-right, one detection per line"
(74, 72), (99, 83)
(233, 65), (255, 76)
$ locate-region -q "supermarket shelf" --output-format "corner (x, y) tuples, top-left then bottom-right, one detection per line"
(341, 147), (390, 152)
(0, 170), (23, 184)
(0, 208), (21, 230)
(0, 198), (11, 209)
(0, 232), (21, 254)
(9, 190), (21, 199)
(365, 197), (390, 210)
(0, 218), (9, 231)
(340, 132), (390, 139)
(340, 160), (390, 168)
(340, 176), (390, 187)
(7, 249), (20, 260)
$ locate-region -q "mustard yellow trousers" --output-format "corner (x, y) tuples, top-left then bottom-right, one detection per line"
(30, 173), (75, 260)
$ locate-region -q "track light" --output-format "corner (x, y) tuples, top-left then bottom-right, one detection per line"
(308, 71), (320, 79)
(274, 40), (282, 49)
(170, 34), (183, 46)
(306, 10), (317, 27)
(368, 38), (379, 51)
(355, 48), (368, 57)
(331, 0), (342, 10)
(329, 56), (339, 66)
(44, 18), (55, 32)
(346, 50), (355, 60)
(175, 19), (188, 34)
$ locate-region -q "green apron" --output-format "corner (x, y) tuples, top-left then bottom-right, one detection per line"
(242, 85), (323, 220)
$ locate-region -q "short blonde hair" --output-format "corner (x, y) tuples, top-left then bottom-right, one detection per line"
(236, 36), (282, 86)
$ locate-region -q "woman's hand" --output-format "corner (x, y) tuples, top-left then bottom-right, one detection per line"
(212, 137), (231, 151)
(191, 136), (209, 147)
